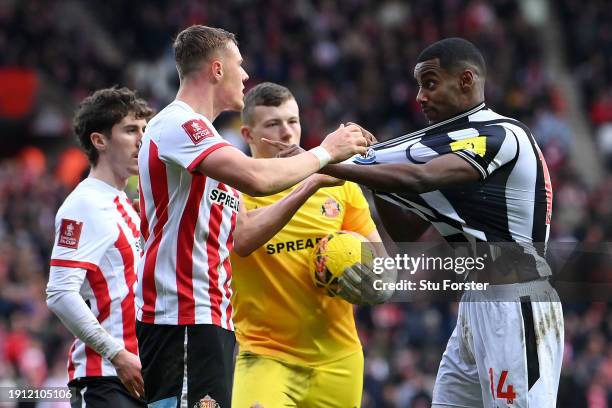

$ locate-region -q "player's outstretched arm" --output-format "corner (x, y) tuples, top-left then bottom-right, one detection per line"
(197, 124), (367, 196)
(233, 174), (342, 256)
(46, 285), (144, 398)
(321, 153), (479, 193)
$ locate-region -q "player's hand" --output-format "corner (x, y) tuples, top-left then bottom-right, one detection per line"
(336, 264), (363, 304)
(111, 349), (145, 399)
(346, 122), (378, 146)
(321, 124), (367, 163)
(337, 262), (393, 305)
(308, 174), (345, 188)
(260, 139), (305, 158)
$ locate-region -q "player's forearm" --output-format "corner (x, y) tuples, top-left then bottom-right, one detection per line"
(246, 152), (321, 196)
(46, 290), (124, 360)
(373, 195), (431, 241)
(322, 163), (432, 193)
(233, 179), (319, 256)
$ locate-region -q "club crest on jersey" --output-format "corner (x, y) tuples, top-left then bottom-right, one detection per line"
(182, 119), (213, 145)
(58, 219), (83, 249)
(193, 395), (220, 408)
(209, 188), (240, 212)
(353, 147), (376, 164)
(321, 197), (340, 218)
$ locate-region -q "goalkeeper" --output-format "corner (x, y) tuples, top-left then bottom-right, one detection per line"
(231, 82), (387, 408)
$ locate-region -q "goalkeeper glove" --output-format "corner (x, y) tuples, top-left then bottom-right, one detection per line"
(336, 262), (395, 305)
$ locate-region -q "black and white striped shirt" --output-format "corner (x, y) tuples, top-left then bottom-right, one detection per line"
(352, 103), (553, 279)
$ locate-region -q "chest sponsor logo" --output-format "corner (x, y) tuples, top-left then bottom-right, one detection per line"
(321, 197), (340, 218)
(266, 237), (324, 254)
(58, 219), (83, 249)
(181, 119), (213, 145)
(210, 188), (240, 212)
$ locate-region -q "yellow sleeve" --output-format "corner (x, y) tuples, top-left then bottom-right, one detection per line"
(340, 182), (376, 237)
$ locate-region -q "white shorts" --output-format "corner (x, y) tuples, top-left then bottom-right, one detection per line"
(432, 279), (563, 408)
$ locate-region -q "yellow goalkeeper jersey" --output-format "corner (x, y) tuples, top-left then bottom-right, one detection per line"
(231, 181), (376, 366)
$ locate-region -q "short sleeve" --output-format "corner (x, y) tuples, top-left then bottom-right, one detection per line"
(340, 182), (376, 237)
(451, 124), (518, 180)
(50, 198), (117, 269)
(158, 115), (232, 172)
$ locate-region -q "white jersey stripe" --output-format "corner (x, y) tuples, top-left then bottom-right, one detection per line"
(503, 123), (538, 244)
(216, 186), (233, 328)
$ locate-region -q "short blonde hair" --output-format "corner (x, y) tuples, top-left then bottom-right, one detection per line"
(173, 25), (237, 80)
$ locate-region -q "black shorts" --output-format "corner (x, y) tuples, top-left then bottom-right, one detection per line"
(69, 376), (145, 408)
(136, 322), (235, 408)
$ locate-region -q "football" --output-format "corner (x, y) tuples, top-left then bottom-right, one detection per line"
(310, 231), (375, 297)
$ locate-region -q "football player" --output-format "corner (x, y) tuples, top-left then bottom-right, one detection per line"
(231, 82), (388, 408)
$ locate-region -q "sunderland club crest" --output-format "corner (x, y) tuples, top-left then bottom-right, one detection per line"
(194, 395), (220, 408)
(321, 198), (340, 218)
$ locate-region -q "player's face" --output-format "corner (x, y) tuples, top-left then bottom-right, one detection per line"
(218, 42), (249, 112)
(414, 58), (465, 123)
(105, 113), (147, 178)
(246, 98), (301, 159)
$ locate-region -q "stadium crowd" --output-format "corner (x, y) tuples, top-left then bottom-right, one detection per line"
(558, 0), (612, 171)
(0, 0), (611, 406)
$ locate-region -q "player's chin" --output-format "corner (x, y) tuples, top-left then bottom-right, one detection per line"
(127, 164), (139, 177)
(422, 109), (438, 123)
(232, 97), (244, 111)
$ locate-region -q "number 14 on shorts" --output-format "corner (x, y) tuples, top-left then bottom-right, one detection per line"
(489, 368), (517, 404)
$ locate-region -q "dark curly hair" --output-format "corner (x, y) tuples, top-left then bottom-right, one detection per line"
(73, 86), (154, 165)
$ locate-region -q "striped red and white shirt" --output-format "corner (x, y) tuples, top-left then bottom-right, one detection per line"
(48, 178), (141, 381)
(136, 100), (238, 329)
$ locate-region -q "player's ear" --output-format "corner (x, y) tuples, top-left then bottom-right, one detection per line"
(240, 125), (253, 144)
(210, 60), (223, 82)
(90, 132), (107, 153)
(460, 69), (475, 92)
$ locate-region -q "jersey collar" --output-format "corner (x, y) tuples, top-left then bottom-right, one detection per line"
(171, 99), (195, 113)
(83, 177), (127, 197)
(375, 102), (487, 148)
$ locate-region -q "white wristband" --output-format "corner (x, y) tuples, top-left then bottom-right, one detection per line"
(309, 146), (332, 169)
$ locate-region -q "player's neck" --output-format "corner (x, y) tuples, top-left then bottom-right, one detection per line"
(176, 80), (218, 121)
(441, 99), (485, 123)
(250, 151), (266, 159)
(89, 163), (128, 191)
(464, 88), (485, 110)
